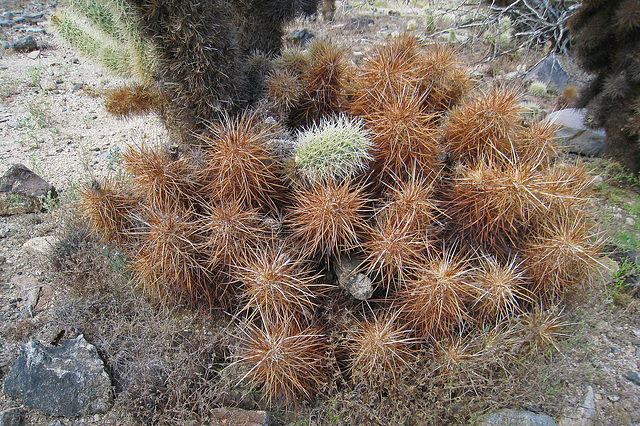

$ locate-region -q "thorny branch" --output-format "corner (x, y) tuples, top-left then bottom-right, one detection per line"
(487, 0), (581, 54)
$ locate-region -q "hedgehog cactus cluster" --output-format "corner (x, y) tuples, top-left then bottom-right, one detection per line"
(77, 28), (602, 406)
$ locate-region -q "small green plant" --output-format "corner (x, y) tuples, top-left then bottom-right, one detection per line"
(27, 100), (52, 129)
(528, 80), (548, 97)
(294, 115), (373, 184)
(28, 67), (42, 88)
(609, 258), (638, 305)
(28, 152), (42, 175)
(106, 146), (122, 171)
(40, 191), (60, 211)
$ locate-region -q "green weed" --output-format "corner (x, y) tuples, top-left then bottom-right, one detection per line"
(28, 66), (42, 88)
(608, 258), (638, 305)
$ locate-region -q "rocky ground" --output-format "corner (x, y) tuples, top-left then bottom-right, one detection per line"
(0, 0), (639, 425)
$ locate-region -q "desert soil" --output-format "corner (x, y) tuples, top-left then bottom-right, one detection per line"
(0, 0), (639, 425)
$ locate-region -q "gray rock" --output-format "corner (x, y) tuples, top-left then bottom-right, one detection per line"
(524, 54), (570, 92)
(10, 275), (38, 292)
(40, 77), (57, 91)
(1, 12), (17, 20)
(558, 386), (596, 426)
(23, 286), (41, 318)
(211, 408), (270, 426)
(474, 409), (556, 426)
(545, 109), (605, 157)
(0, 408), (24, 426)
(346, 17), (375, 31)
(625, 371), (640, 386)
(334, 257), (373, 300)
(286, 28), (316, 46)
(3, 335), (113, 418)
(12, 35), (37, 53)
(0, 164), (57, 215)
(23, 12), (45, 23)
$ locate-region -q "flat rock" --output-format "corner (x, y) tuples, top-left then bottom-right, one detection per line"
(211, 408), (270, 426)
(9, 275), (39, 292)
(558, 386), (596, 426)
(3, 335), (113, 418)
(40, 77), (56, 91)
(27, 50), (40, 60)
(545, 109), (605, 157)
(524, 54), (571, 92)
(0, 164), (57, 215)
(22, 235), (58, 258)
(474, 409), (556, 426)
(0, 408), (24, 426)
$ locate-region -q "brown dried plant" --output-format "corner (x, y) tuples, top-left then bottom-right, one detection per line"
(399, 251), (475, 339)
(447, 159), (556, 256)
(130, 204), (213, 305)
(517, 306), (570, 355)
(197, 199), (263, 270)
(350, 33), (424, 111)
(443, 86), (524, 164)
(360, 87), (442, 177)
(287, 180), (370, 259)
(235, 320), (328, 405)
(265, 67), (304, 116)
(77, 177), (140, 245)
(471, 255), (531, 323)
(518, 120), (559, 165)
(521, 212), (603, 303)
(104, 84), (162, 119)
(197, 111), (281, 208)
(417, 44), (472, 113)
(121, 142), (199, 210)
(380, 169), (442, 231)
(347, 308), (418, 390)
(361, 212), (431, 290)
(289, 39), (351, 128)
(234, 242), (328, 324)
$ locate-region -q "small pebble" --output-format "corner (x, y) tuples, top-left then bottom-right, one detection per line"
(41, 77), (57, 91)
(608, 395), (620, 402)
(627, 217), (635, 226)
(27, 49), (40, 60)
(624, 371), (640, 386)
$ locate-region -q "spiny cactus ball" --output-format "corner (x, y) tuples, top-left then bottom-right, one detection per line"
(294, 115), (373, 184)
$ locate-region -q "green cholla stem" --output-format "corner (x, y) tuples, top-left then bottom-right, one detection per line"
(51, 1), (154, 84)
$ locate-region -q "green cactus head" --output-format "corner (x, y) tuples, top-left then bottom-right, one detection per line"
(294, 115), (374, 185)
